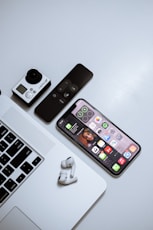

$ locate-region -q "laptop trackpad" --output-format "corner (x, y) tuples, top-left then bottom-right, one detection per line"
(1, 207), (40, 230)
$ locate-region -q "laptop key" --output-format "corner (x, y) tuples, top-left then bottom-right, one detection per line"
(5, 132), (16, 143)
(0, 121), (44, 207)
(0, 187), (9, 203)
(7, 139), (24, 157)
(0, 125), (8, 139)
(32, 156), (42, 166)
(21, 162), (33, 174)
(4, 179), (17, 192)
(0, 153), (10, 165)
(16, 173), (26, 183)
(2, 165), (14, 177)
(0, 173), (6, 185)
(10, 146), (32, 168)
(0, 140), (8, 152)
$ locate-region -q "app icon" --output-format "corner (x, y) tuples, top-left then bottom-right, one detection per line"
(97, 140), (105, 148)
(118, 157), (126, 165)
(92, 146), (99, 154)
(116, 133), (123, 140)
(81, 105), (88, 113)
(104, 146), (112, 154)
(103, 135), (111, 141)
(99, 151), (107, 160)
(112, 163), (120, 172)
(96, 128), (102, 134)
(123, 151), (131, 159)
(76, 110), (84, 118)
(65, 123), (72, 130)
(102, 122), (109, 129)
(95, 116), (102, 123)
(110, 128), (115, 134)
(89, 122), (96, 130)
(110, 139), (117, 147)
(129, 144), (137, 153)
(76, 106), (94, 123)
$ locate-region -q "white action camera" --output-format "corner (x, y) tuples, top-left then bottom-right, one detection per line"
(12, 69), (51, 106)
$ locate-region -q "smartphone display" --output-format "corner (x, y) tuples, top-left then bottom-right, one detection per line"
(57, 99), (141, 176)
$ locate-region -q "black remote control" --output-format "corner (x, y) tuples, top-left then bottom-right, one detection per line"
(35, 64), (93, 122)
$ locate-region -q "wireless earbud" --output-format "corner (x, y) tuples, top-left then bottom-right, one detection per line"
(61, 157), (76, 178)
(58, 170), (78, 185)
(58, 157), (78, 185)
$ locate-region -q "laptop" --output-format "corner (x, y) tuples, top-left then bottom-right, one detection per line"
(0, 94), (107, 230)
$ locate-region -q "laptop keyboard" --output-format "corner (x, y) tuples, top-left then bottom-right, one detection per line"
(0, 121), (44, 207)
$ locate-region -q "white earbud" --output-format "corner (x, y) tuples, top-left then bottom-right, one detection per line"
(58, 170), (78, 185)
(61, 157), (76, 178)
(58, 157), (78, 185)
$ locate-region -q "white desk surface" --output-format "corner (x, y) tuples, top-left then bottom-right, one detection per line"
(1, 1), (153, 229)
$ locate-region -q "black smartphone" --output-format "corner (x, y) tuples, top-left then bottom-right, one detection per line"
(57, 99), (141, 176)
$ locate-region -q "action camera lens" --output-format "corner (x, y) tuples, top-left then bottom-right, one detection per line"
(26, 69), (42, 84)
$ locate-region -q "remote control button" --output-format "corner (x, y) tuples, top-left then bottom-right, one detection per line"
(57, 84), (67, 93)
(57, 80), (71, 93)
(69, 84), (78, 93)
(59, 98), (66, 104)
(51, 92), (59, 98)
(64, 80), (71, 85)
(35, 64), (93, 122)
(63, 92), (70, 98)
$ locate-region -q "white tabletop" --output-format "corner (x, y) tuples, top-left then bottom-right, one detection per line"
(1, 1), (153, 229)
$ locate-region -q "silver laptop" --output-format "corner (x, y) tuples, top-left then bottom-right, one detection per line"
(0, 94), (106, 230)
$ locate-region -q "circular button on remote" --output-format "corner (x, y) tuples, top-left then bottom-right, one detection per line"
(63, 92), (70, 98)
(26, 69), (42, 84)
(69, 84), (78, 93)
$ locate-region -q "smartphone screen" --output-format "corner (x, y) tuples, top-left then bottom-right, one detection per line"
(57, 99), (141, 176)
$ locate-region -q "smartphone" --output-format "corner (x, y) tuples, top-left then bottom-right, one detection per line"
(57, 99), (141, 176)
